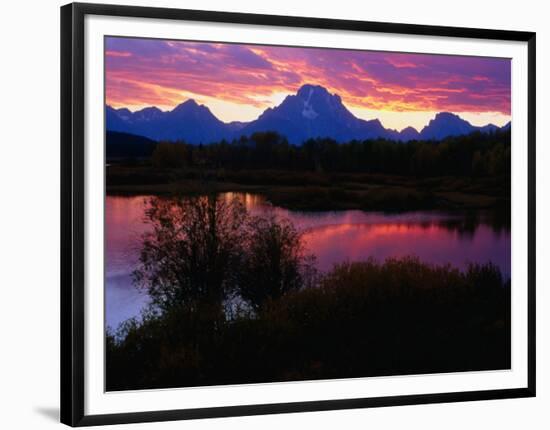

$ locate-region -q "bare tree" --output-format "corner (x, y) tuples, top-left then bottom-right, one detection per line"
(133, 195), (247, 313)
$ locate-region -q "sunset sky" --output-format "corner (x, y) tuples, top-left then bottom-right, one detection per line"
(105, 37), (511, 131)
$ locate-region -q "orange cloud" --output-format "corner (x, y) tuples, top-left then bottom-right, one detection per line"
(105, 37), (511, 126)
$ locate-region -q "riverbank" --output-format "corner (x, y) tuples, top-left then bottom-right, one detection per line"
(106, 257), (510, 391)
(106, 165), (510, 212)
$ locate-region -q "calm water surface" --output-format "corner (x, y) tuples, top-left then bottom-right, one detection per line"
(105, 193), (511, 329)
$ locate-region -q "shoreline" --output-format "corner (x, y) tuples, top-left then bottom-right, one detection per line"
(106, 166), (510, 213)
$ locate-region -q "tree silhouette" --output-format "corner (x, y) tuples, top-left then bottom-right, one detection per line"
(133, 195), (247, 313)
(140, 128), (510, 177)
(239, 214), (316, 310)
(133, 195), (316, 315)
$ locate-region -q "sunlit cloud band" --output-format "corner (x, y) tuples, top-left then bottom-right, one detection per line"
(105, 37), (511, 130)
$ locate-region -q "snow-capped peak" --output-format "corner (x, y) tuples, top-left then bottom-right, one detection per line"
(302, 87), (319, 119)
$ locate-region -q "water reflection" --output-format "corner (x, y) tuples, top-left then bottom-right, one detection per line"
(105, 193), (510, 329)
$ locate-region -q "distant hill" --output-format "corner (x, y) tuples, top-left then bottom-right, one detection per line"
(106, 131), (157, 160)
(106, 99), (228, 143)
(106, 84), (511, 144)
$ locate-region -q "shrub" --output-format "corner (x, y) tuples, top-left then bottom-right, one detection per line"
(108, 257), (510, 391)
(238, 214), (316, 310)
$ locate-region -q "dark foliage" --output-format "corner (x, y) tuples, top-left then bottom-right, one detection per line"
(106, 129), (511, 212)
(133, 196), (315, 313)
(152, 142), (191, 169)
(239, 214), (316, 310)
(133, 196), (248, 312)
(107, 257), (510, 391)
(127, 129), (510, 178)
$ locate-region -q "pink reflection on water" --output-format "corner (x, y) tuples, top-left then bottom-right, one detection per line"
(105, 193), (510, 328)
(105, 195), (152, 329)
(301, 221), (509, 273)
(105, 195), (151, 278)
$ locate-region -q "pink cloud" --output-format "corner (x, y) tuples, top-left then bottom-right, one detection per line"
(105, 37), (511, 116)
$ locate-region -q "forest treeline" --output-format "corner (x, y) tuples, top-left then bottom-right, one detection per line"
(146, 129), (511, 177)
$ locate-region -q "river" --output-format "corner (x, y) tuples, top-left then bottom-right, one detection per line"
(105, 193), (511, 329)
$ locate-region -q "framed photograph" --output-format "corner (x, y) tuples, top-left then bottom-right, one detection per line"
(60, 2), (536, 426)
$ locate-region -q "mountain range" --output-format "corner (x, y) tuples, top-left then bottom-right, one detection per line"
(106, 84), (510, 144)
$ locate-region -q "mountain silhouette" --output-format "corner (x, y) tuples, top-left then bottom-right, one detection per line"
(107, 100), (228, 142)
(106, 84), (510, 144)
(419, 112), (474, 140)
(238, 84), (389, 143)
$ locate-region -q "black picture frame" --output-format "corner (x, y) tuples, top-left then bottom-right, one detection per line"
(60, 2), (536, 426)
